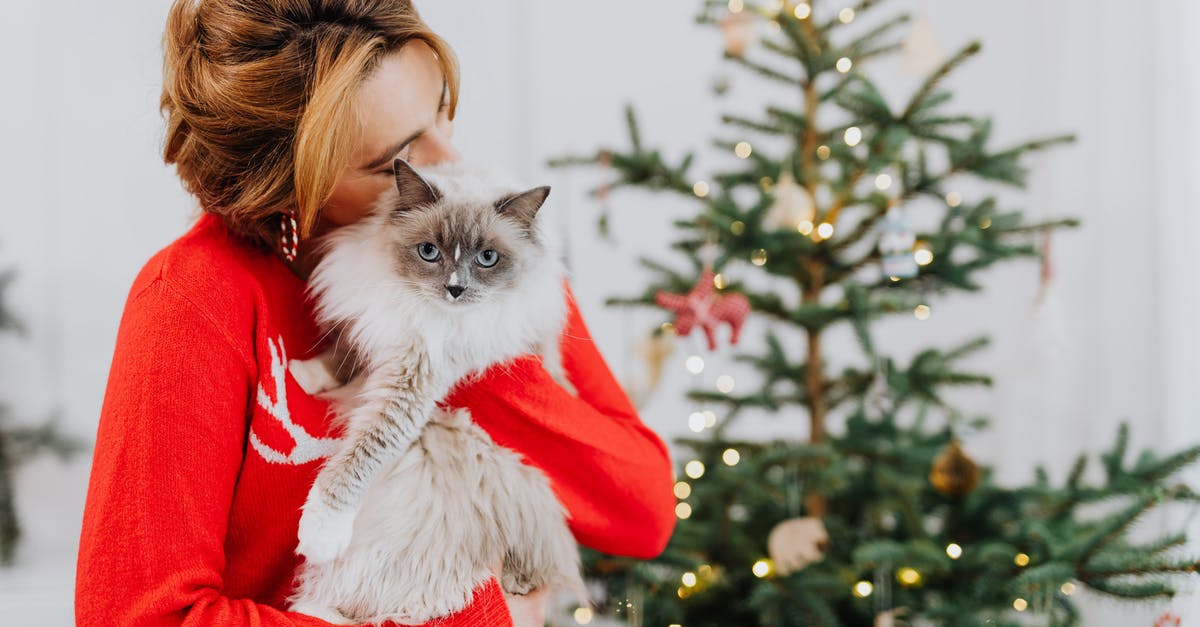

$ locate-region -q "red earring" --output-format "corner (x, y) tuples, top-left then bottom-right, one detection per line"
(280, 209), (299, 262)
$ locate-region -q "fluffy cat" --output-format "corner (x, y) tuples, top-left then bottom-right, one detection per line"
(285, 159), (587, 623)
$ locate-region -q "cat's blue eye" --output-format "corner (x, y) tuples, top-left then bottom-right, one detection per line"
(475, 250), (499, 267)
(418, 243), (441, 262)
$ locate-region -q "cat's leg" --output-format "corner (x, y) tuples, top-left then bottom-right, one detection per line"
(296, 354), (449, 564)
(289, 348), (341, 396)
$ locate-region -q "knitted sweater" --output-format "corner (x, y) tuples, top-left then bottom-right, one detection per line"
(76, 212), (676, 626)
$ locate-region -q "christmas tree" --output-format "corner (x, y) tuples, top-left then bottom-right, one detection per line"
(0, 259), (85, 565)
(548, 1), (1200, 625)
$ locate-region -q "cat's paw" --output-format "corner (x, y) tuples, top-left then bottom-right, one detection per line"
(296, 497), (356, 564)
(289, 357), (339, 396)
(289, 601), (356, 625)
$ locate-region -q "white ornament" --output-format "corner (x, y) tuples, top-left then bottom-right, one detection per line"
(901, 15), (944, 77)
(767, 517), (829, 575)
(879, 206), (918, 279)
(762, 173), (815, 232)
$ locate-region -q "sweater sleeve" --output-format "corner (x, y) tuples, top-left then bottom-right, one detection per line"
(76, 277), (513, 627)
(441, 279), (677, 559)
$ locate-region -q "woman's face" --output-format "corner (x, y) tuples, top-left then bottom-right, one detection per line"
(317, 41), (460, 233)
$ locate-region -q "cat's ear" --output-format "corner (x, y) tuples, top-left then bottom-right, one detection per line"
(495, 186), (550, 226)
(392, 158), (441, 208)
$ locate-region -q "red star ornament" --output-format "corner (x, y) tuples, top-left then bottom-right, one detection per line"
(654, 269), (751, 351)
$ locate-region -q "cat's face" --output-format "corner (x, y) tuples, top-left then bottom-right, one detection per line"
(378, 159), (550, 309)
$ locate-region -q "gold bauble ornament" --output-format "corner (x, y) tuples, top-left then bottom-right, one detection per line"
(929, 439), (980, 497)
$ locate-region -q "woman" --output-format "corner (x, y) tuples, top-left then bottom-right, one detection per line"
(74, 1), (677, 625)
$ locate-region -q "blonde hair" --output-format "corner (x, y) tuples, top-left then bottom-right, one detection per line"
(160, 0), (460, 246)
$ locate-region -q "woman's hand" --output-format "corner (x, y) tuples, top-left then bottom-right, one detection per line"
(489, 558), (548, 627)
(504, 587), (549, 627)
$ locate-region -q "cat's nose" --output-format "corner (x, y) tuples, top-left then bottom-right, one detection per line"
(446, 285), (466, 299)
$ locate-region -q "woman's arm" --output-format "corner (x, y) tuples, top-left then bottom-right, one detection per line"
(442, 279), (677, 559)
(76, 276), (513, 627)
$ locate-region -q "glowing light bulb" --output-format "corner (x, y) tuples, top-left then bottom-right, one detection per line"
(682, 572), (698, 587)
(875, 173), (892, 190)
(688, 411), (706, 433)
(716, 374), (735, 393)
(685, 460), (706, 479)
(1014, 553), (1030, 567)
(675, 502), (692, 519)
(574, 606), (594, 624)
(673, 481), (692, 499)
(793, 2), (811, 19)
(686, 355), (705, 374)
(752, 559), (773, 578)
(896, 567), (922, 587)
(797, 220), (814, 235)
(735, 141), (753, 159)
(1013, 598), (1028, 612)
(836, 57), (853, 73)
(838, 7), (856, 23)
(945, 191), (962, 207)
(852, 580), (874, 598)
(728, 0), (745, 12)
(730, 220), (745, 235)
(816, 222), (835, 239)
(946, 543), (963, 559)
(844, 126), (862, 147)
(693, 181), (710, 197)
(817, 144), (831, 160)
(914, 244), (934, 266)
(751, 249), (768, 266)
(722, 448), (741, 466)
(703, 410), (717, 428)
(914, 304), (931, 320)
(713, 273), (726, 289)
(1061, 582), (1076, 596)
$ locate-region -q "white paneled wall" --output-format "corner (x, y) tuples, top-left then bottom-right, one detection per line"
(0, 1), (1196, 624)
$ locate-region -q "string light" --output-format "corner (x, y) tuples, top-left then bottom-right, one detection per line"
(793, 2), (811, 19)
(816, 222), (835, 240)
(716, 374), (735, 393)
(713, 273), (726, 289)
(817, 144), (831, 160)
(730, 220), (745, 235)
(852, 580), (874, 598)
(676, 502), (693, 519)
(875, 173), (892, 190)
(574, 607), (594, 624)
(688, 411), (706, 433)
(979, 217), (993, 230)
(682, 572), (698, 587)
(838, 7), (856, 23)
(686, 355), (705, 374)
(797, 220), (814, 235)
(896, 567), (922, 587)
(844, 126), (862, 147)
(751, 249), (768, 266)
(914, 304), (931, 320)
(735, 141), (753, 159)
(722, 448), (741, 466)
(1013, 598), (1028, 612)
(1014, 553), (1031, 567)
(1061, 582), (1077, 596)
(945, 191), (962, 207)
(752, 559), (774, 578)
(946, 543), (963, 559)
(703, 410), (717, 428)
(728, 0), (744, 12)
(914, 243), (934, 266)
(676, 587), (688, 599)
(673, 481), (692, 499)
(685, 460), (706, 479)
(836, 57), (853, 73)
(693, 181), (710, 197)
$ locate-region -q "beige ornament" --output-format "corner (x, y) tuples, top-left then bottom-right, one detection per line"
(622, 329), (677, 408)
(767, 516), (829, 575)
(901, 15), (944, 77)
(719, 10), (759, 58)
(762, 172), (815, 232)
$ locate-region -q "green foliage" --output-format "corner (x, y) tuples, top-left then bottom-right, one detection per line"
(548, 0), (1196, 624)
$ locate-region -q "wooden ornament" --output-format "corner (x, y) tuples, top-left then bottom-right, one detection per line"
(767, 517), (829, 575)
(929, 439), (980, 497)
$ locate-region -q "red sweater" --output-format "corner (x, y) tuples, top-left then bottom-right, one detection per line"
(76, 212), (676, 626)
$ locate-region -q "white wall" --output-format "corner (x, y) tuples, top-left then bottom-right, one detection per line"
(0, 1), (1196, 624)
